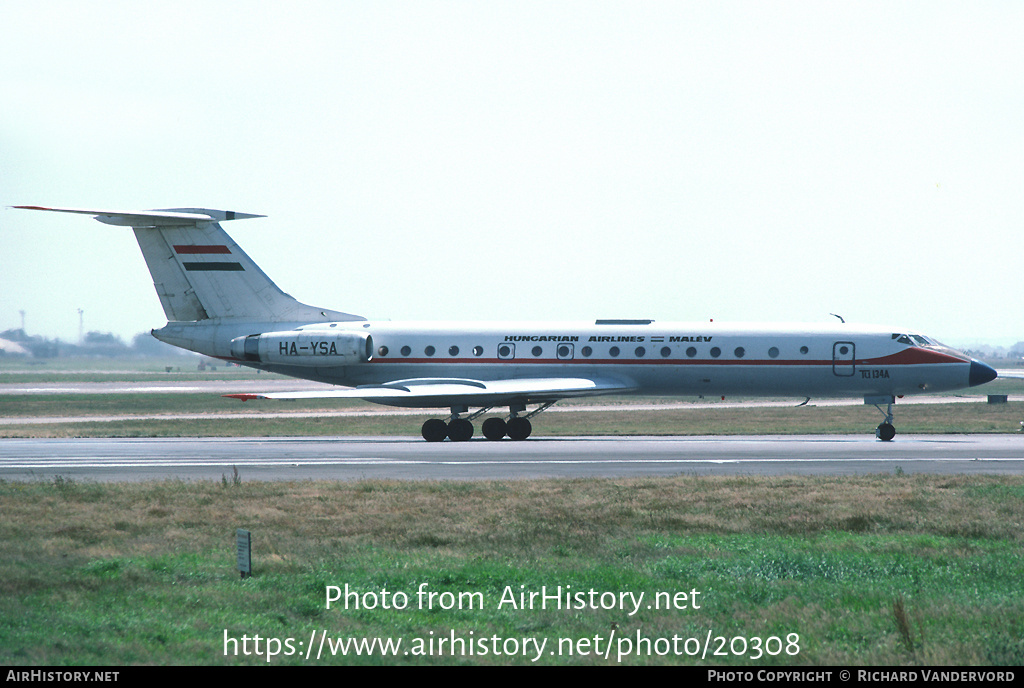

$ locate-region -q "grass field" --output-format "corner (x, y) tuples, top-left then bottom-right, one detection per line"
(2, 474), (1023, 665)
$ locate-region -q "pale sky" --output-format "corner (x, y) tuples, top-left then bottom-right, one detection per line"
(2, 1), (1022, 347)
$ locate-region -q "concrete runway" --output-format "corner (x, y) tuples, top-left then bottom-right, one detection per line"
(1, 434), (1022, 482)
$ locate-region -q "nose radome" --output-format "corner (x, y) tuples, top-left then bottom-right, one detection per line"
(969, 360), (998, 387)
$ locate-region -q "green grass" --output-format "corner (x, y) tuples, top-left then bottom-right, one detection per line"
(2, 475), (1023, 665)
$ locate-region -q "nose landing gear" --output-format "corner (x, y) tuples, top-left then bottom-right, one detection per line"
(868, 396), (897, 441)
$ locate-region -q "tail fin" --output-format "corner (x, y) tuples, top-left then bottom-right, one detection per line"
(16, 206), (364, 323)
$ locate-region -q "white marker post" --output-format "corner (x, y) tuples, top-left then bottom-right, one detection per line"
(236, 529), (252, 579)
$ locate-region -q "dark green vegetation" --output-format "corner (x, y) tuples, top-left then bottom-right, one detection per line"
(2, 475), (1023, 665)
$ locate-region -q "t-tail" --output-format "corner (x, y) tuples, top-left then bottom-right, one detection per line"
(16, 206), (365, 355)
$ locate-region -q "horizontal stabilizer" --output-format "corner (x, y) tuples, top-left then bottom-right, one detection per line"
(14, 206), (264, 227)
(224, 377), (633, 408)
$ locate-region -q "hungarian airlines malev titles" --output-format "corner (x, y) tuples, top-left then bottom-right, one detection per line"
(19, 206), (998, 442)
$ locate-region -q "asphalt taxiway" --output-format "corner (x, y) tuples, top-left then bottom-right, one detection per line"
(1, 434), (1022, 482)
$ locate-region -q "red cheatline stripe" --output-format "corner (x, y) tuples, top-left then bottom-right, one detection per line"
(872, 348), (965, 366)
(174, 245), (231, 254)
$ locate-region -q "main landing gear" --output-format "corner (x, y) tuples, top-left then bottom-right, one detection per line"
(420, 402), (556, 442)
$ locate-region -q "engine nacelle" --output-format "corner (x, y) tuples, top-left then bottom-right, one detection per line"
(230, 330), (372, 366)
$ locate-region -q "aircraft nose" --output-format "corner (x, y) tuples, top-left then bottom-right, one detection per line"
(969, 360), (998, 387)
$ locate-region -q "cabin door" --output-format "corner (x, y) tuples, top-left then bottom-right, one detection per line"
(832, 341), (856, 377)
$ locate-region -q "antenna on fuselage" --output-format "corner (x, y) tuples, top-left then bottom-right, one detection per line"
(830, 313), (845, 324)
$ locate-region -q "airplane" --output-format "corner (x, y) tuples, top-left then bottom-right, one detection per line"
(17, 205), (999, 442)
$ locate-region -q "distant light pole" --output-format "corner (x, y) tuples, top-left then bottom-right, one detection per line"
(78, 309), (84, 344)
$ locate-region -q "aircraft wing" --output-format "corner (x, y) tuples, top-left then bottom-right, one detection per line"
(224, 377), (633, 408)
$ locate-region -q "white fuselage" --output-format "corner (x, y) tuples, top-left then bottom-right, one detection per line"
(155, 319), (978, 407)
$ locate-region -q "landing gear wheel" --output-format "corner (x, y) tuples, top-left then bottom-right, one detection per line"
(421, 418), (448, 442)
(482, 417), (507, 441)
(876, 423), (896, 442)
(447, 418), (474, 442)
(870, 398), (897, 442)
(506, 417), (532, 441)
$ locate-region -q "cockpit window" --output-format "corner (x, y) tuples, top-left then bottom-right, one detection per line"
(894, 333), (946, 348)
(894, 333), (964, 357)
